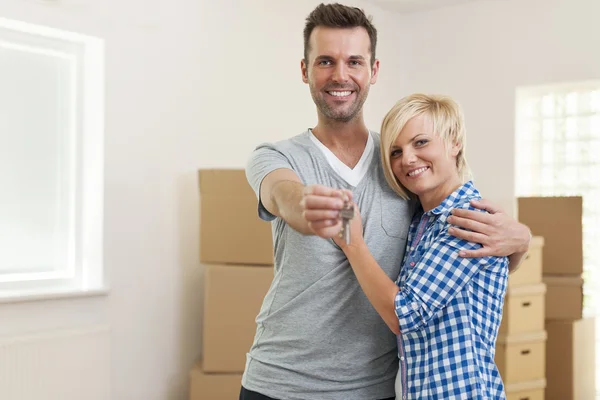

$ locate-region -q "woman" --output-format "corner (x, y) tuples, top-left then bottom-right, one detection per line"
(333, 94), (508, 399)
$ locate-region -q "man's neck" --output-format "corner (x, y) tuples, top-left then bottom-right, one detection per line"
(312, 116), (370, 168)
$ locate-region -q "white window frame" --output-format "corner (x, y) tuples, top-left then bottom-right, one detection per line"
(0, 18), (106, 301)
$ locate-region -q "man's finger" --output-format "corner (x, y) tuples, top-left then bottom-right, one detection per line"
(303, 209), (340, 222)
(450, 208), (494, 225)
(457, 248), (494, 258)
(302, 195), (344, 210)
(447, 215), (491, 236)
(309, 219), (338, 229)
(303, 184), (342, 197)
(448, 227), (488, 245)
(341, 189), (353, 202)
(309, 220), (341, 238)
(469, 199), (504, 214)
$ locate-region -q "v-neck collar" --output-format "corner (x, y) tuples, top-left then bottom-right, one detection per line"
(308, 129), (374, 188)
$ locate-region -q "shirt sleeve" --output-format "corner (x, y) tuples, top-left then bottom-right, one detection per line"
(394, 231), (507, 334)
(245, 143), (295, 222)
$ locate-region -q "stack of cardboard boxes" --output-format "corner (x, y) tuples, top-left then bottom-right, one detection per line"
(518, 196), (596, 400)
(190, 169), (275, 400)
(495, 233), (547, 400)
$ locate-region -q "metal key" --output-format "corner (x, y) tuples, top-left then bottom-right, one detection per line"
(339, 201), (355, 245)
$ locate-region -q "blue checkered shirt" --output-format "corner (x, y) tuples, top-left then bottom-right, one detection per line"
(394, 181), (508, 399)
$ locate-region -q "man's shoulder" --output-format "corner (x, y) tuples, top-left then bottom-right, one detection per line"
(259, 129), (379, 150)
(254, 130), (311, 152)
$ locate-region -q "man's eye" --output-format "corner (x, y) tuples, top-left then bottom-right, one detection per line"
(318, 60), (332, 66)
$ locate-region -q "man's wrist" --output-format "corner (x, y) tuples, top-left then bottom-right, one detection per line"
(521, 226), (533, 253)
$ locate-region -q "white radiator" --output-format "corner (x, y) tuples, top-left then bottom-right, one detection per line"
(0, 325), (110, 400)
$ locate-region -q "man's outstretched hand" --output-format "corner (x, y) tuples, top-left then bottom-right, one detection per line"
(300, 184), (352, 238)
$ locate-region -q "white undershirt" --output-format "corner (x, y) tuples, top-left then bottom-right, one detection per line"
(309, 130), (374, 187)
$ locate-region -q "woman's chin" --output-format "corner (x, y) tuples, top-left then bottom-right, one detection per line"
(400, 183), (423, 197)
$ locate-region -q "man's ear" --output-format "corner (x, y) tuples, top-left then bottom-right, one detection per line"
(370, 59), (380, 85)
(301, 59), (309, 83)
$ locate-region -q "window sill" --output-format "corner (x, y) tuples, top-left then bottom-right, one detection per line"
(0, 286), (110, 304)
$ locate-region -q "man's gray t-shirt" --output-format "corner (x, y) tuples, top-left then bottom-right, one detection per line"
(243, 130), (414, 400)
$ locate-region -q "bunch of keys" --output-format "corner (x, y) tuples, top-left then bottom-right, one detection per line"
(339, 200), (355, 245)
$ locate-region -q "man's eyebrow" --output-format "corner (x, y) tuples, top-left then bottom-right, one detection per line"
(314, 55), (366, 61)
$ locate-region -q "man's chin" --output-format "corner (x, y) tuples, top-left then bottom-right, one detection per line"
(323, 108), (359, 122)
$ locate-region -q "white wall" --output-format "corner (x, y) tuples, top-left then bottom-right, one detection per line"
(393, 0), (600, 215)
(0, 0), (405, 399)
(5, 0), (596, 397)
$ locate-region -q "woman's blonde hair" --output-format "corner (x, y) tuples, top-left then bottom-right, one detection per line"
(380, 93), (471, 199)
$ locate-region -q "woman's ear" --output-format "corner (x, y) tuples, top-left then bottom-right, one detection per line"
(451, 141), (462, 157)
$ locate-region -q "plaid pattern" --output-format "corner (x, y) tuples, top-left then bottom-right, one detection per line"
(394, 181), (508, 399)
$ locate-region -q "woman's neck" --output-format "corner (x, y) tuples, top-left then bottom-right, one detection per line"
(419, 177), (463, 212)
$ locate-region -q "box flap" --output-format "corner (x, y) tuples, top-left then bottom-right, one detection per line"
(497, 330), (547, 344)
(506, 282), (546, 296)
(505, 378), (546, 392)
(543, 275), (584, 286)
(190, 360), (243, 376)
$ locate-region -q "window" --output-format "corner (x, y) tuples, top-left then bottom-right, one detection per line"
(515, 80), (600, 393)
(0, 18), (105, 300)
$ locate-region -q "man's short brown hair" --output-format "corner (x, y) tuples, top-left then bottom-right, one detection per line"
(303, 3), (378, 67)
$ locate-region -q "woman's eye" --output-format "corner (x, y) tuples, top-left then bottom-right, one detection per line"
(391, 150), (402, 157)
(415, 140), (428, 146)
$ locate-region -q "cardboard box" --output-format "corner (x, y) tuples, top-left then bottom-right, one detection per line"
(508, 236), (544, 287)
(544, 275), (583, 320)
(517, 197), (582, 275)
(499, 283), (546, 335)
(203, 264), (273, 372)
(505, 379), (545, 400)
(543, 276), (583, 320)
(495, 331), (546, 385)
(199, 169), (274, 265)
(189, 361), (242, 400)
(545, 317), (596, 400)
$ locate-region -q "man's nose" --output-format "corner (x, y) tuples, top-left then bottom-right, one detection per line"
(332, 63), (349, 83)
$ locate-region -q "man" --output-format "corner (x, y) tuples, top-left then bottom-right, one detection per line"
(241, 4), (530, 400)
